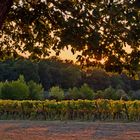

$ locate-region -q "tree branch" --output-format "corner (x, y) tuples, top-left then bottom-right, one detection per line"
(0, 0), (13, 29)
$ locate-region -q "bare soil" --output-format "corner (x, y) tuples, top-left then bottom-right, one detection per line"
(0, 120), (140, 140)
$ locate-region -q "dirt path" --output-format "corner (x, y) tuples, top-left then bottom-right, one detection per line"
(0, 120), (140, 140)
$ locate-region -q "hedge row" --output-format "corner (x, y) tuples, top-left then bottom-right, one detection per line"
(0, 99), (140, 121)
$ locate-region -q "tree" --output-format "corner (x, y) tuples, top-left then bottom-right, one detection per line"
(15, 59), (40, 83)
(1, 75), (29, 100)
(0, 0), (13, 29)
(27, 80), (44, 100)
(79, 83), (94, 100)
(66, 87), (80, 100)
(38, 58), (81, 90)
(49, 86), (64, 100)
(0, 82), (3, 98)
(0, 0), (140, 74)
(103, 86), (118, 100)
(94, 87), (118, 100)
(115, 89), (129, 100)
(83, 68), (111, 91)
(110, 73), (125, 90)
(0, 59), (19, 81)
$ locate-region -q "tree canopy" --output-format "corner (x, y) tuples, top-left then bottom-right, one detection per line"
(0, 0), (13, 28)
(0, 0), (140, 73)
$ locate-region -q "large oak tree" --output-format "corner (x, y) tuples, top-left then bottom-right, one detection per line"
(0, 0), (140, 74)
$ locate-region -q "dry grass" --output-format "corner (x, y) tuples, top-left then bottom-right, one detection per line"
(0, 120), (140, 140)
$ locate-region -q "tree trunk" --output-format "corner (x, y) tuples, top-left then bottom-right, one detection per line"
(0, 0), (13, 29)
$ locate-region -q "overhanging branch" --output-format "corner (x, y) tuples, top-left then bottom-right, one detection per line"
(0, 0), (13, 29)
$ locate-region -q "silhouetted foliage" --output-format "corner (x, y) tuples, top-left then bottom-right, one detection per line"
(83, 68), (111, 91)
(0, 0), (139, 74)
(38, 58), (82, 90)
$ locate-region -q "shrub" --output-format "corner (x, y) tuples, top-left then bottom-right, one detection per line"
(66, 84), (94, 100)
(130, 90), (140, 100)
(103, 86), (118, 100)
(94, 90), (104, 99)
(79, 83), (94, 99)
(49, 86), (64, 100)
(66, 87), (80, 100)
(1, 75), (29, 100)
(94, 87), (117, 100)
(1, 82), (11, 99)
(27, 80), (44, 100)
(115, 89), (129, 100)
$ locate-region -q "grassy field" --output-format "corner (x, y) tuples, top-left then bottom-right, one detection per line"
(0, 120), (140, 140)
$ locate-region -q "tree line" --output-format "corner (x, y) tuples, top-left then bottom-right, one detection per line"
(0, 58), (140, 100)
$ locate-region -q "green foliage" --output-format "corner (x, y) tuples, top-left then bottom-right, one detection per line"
(0, 75), (44, 100)
(49, 86), (64, 100)
(79, 84), (94, 100)
(18, 75), (25, 83)
(1, 82), (11, 99)
(0, 82), (3, 98)
(15, 60), (40, 83)
(110, 74), (125, 89)
(0, 60), (19, 82)
(84, 68), (111, 91)
(1, 59), (140, 100)
(0, 99), (140, 121)
(94, 90), (105, 99)
(94, 87), (118, 100)
(130, 90), (140, 100)
(115, 89), (129, 100)
(66, 84), (94, 100)
(103, 87), (118, 100)
(66, 87), (80, 100)
(1, 75), (29, 100)
(27, 80), (44, 100)
(94, 87), (129, 100)
(1, 58), (140, 95)
(38, 58), (82, 90)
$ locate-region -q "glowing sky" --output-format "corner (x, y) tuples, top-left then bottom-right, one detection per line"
(50, 47), (81, 62)
(50, 45), (132, 62)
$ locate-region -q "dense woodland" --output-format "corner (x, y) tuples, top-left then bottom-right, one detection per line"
(0, 58), (140, 100)
(0, 0), (139, 101)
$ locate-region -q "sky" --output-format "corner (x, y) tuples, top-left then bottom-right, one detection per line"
(49, 44), (132, 62)
(50, 47), (81, 62)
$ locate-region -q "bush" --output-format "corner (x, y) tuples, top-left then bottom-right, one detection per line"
(79, 84), (94, 99)
(94, 87), (117, 100)
(115, 89), (129, 100)
(1, 75), (29, 100)
(49, 86), (64, 100)
(27, 80), (44, 100)
(94, 90), (104, 99)
(66, 84), (94, 100)
(130, 90), (140, 100)
(66, 87), (80, 100)
(103, 87), (118, 100)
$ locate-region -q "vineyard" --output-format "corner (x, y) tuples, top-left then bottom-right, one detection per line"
(0, 99), (140, 121)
